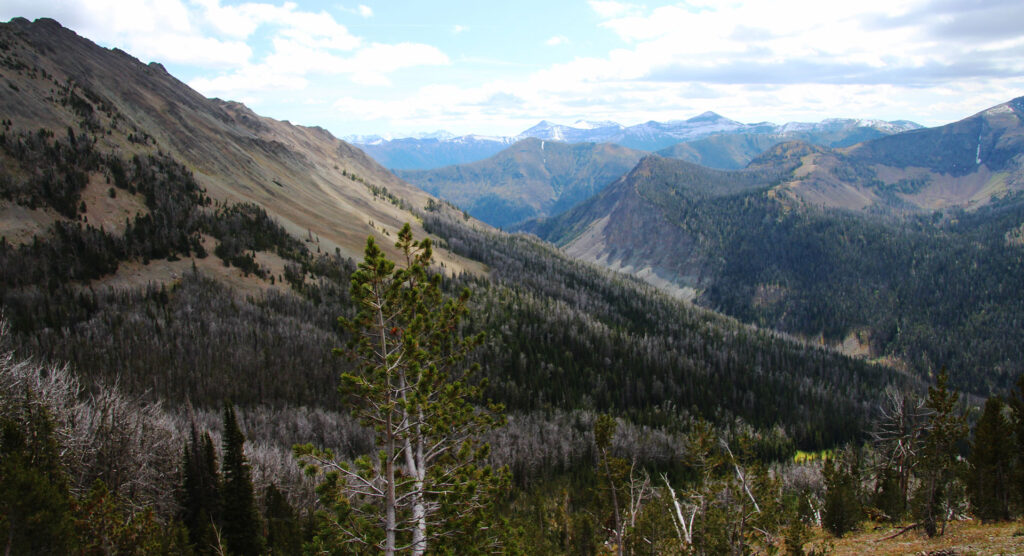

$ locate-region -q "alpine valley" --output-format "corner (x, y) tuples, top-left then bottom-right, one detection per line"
(2, 15), (1024, 556)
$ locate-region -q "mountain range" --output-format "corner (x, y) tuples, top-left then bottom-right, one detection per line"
(396, 138), (646, 228)
(389, 115), (925, 228)
(351, 113), (921, 170)
(523, 97), (1024, 391)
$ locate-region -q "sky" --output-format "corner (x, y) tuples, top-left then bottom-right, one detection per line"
(3, 0), (1024, 139)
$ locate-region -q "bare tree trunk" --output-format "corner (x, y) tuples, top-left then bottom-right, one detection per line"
(376, 290), (397, 556)
(662, 474), (694, 546)
(601, 450), (623, 556)
(406, 432), (426, 556)
(386, 418), (397, 556)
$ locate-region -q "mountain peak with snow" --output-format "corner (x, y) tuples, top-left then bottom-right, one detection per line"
(353, 112), (923, 169)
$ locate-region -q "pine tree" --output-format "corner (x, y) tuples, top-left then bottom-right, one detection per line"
(178, 424), (222, 554)
(220, 402), (263, 556)
(822, 449), (862, 537)
(1010, 375), (1024, 515)
(75, 479), (195, 555)
(969, 396), (1012, 522)
(0, 408), (75, 555)
(914, 369), (967, 536)
(594, 413), (625, 554)
(263, 483), (302, 556)
(295, 224), (507, 555)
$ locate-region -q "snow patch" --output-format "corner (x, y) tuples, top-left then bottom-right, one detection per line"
(985, 104), (1014, 116)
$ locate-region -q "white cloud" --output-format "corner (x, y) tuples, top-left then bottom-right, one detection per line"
(343, 42), (450, 86)
(191, 37), (448, 97)
(190, 70), (309, 97)
(588, 0), (644, 19)
(546, 35), (570, 46)
(131, 33), (252, 67)
(5, 0), (450, 100)
(452, 24), (468, 34)
(346, 42), (449, 74)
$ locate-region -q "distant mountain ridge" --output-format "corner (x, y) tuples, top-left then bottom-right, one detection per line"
(351, 113), (921, 170)
(396, 138), (646, 228)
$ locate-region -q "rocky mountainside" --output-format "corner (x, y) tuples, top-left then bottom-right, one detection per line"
(396, 138), (646, 228)
(0, 17), (481, 273)
(390, 115), (923, 228)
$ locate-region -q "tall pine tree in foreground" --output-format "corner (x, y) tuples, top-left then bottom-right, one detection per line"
(221, 402), (263, 556)
(969, 396), (1012, 522)
(296, 224), (507, 555)
(914, 369), (967, 537)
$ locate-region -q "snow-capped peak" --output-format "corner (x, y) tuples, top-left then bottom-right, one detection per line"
(571, 120), (623, 130)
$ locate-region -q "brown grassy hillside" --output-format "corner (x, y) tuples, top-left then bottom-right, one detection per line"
(0, 17), (484, 275)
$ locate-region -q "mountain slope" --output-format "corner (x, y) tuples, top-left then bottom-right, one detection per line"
(396, 138), (645, 228)
(521, 154), (794, 296)
(767, 98), (1024, 211)
(0, 17), (480, 273)
(655, 134), (784, 170)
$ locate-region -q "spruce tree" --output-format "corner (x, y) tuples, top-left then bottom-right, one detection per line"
(1011, 375), (1024, 515)
(178, 424), (222, 553)
(914, 369), (967, 536)
(969, 396), (1012, 522)
(822, 450), (862, 537)
(264, 483), (302, 556)
(0, 408), (75, 555)
(220, 402), (263, 556)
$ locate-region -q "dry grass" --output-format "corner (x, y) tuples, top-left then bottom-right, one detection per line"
(803, 518), (1024, 555)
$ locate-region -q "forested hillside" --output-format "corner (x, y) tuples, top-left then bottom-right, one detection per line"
(527, 146), (1024, 394)
(0, 123), (894, 449)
